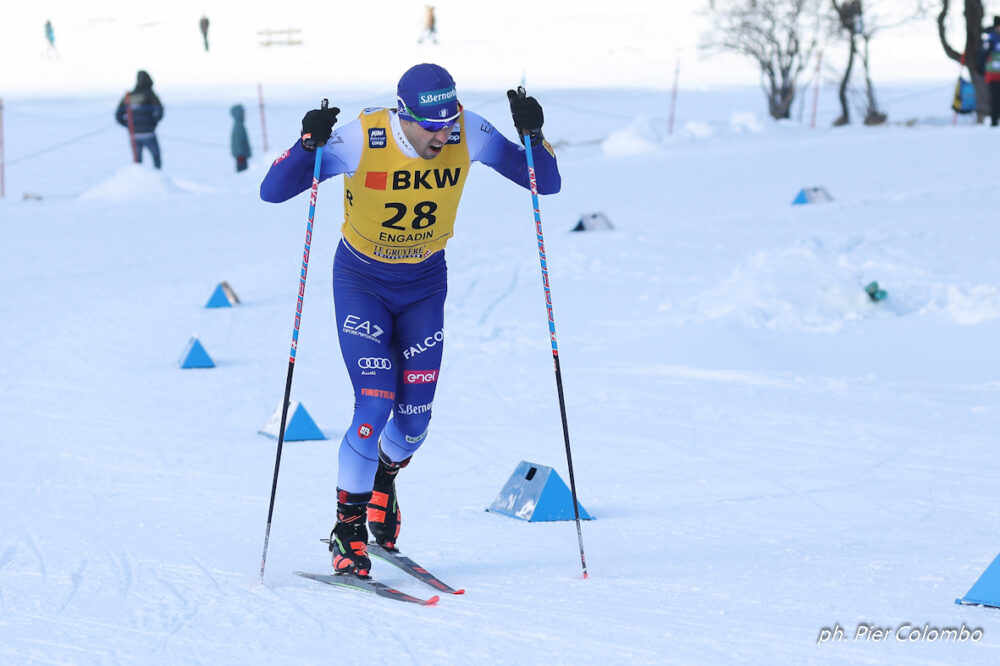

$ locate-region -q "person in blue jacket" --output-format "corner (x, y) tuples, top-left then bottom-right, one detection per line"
(981, 16), (1000, 125)
(260, 63), (561, 578)
(230, 104), (251, 172)
(115, 70), (164, 168)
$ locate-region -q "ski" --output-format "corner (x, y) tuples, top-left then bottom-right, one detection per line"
(368, 543), (465, 595)
(293, 570), (439, 606)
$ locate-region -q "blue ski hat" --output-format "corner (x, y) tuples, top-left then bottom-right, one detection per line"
(396, 63), (461, 125)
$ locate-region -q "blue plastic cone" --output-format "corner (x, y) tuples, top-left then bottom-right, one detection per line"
(259, 400), (326, 441)
(205, 281), (240, 308)
(487, 461), (592, 522)
(792, 186), (833, 205)
(178, 336), (215, 369)
(957, 554), (1000, 607)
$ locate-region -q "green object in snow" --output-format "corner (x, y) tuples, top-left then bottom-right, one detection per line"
(865, 281), (887, 302)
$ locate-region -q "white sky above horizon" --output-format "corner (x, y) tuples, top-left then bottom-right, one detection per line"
(0, 1), (979, 98)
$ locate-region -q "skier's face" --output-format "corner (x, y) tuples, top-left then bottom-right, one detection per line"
(400, 119), (454, 160)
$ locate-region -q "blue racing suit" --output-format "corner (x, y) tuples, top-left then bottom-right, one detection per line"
(260, 106), (560, 494)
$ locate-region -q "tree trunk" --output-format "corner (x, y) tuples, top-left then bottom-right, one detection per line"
(836, 34), (857, 125)
(938, 0), (988, 122)
(769, 81), (796, 119)
(860, 36), (886, 124)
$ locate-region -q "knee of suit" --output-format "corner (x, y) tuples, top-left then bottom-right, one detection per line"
(343, 401), (392, 457)
(380, 415), (430, 461)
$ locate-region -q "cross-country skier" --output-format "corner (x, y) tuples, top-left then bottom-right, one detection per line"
(259, 63), (561, 577)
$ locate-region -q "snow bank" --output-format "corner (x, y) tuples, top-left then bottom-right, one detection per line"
(77, 165), (211, 201)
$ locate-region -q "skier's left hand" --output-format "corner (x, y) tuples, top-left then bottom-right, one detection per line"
(507, 87), (544, 138)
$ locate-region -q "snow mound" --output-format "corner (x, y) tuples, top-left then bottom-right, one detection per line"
(680, 120), (715, 139)
(923, 284), (1000, 324)
(729, 110), (764, 133)
(676, 237), (886, 333)
(77, 165), (195, 202)
(602, 116), (665, 156)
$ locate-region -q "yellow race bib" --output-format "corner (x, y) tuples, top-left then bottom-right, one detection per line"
(342, 108), (470, 263)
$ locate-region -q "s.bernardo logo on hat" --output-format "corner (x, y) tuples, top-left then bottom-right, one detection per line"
(417, 86), (457, 108)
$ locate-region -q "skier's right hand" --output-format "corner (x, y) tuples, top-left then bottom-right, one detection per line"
(301, 106), (340, 150)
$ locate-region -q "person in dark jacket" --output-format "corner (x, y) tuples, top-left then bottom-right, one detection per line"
(981, 17), (1000, 126)
(115, 70), (164, 168)
(230, 104), (251, 172)
(199, 15), (210, 52)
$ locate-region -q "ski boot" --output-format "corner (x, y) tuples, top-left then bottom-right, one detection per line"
(329, 490), (372, 577)
(367, 447), (411, 551)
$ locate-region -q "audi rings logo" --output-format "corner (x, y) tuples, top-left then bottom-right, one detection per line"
(357, 357), (391, 370)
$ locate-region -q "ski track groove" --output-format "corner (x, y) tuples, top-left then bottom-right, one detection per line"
(16, 611), (267, 662)
(26, 531), (47, 582)
(0, 545), (16, 610)
(0, 545), (16, 572)
(160, 578), (199, 642)
(477, 264), (520, 326)
(271, 583), (327, 633)
(190, 555), (224, 595)
(109, 547), (134, 600)
(55, 557), (86, 617)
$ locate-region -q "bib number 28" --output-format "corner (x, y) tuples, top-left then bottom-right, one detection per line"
(382, 201), (438, 230)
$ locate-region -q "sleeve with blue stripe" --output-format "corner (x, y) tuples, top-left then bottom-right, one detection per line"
(260, 122), (360, 203)
(463, 110), (561, 194)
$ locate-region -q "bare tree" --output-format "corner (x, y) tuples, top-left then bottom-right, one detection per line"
(830, 1), (932, 126)
(937, 0), (988, 121)
(704, 0), (822, 119)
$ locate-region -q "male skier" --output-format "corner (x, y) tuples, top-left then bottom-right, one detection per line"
(260, 63), (561, 577)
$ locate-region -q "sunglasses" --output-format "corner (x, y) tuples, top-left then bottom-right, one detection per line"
(398, 97), (463, 131)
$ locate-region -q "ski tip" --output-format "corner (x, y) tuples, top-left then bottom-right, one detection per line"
(582, 572), (589, 580)
(452, 589), (466, 595)
(425, 595), (441, 605)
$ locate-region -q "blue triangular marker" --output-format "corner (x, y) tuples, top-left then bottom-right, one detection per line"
(792, 186), (833, 206)
(957, 554), (1000, 607)
(487, 461), (593, 522)
(178, 336), (215, 369)
(259, 400), (327, 441)
(205, 281), (239, 308)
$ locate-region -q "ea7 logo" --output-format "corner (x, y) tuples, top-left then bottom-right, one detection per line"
(357, 423), (374, 439)
(404, 370), (438, 384)
(342, 315), (384, 342)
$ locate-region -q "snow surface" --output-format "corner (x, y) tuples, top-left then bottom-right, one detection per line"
(4, 5), (1000, 666)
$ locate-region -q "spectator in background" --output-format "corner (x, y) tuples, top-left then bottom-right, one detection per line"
(115, 70), (164, 169)
(44, 20), (57, 56)
(231, 104), (251, 172)
(418, 5), (437, 44)
(981, 16), (1000, 126)
(200, 15), (210, 52)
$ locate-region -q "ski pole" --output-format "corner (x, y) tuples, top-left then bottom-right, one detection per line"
(517, 91), (589, 579)
(257, 82), (269, 152)
(0, 96), (5, 200)
(667, 54), (680, 136)
(259, 99), (328, 584)
(124, 93), (139, 163)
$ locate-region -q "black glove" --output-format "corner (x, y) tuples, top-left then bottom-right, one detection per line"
(300, 104), (340, 151)
(507, 87), (544, 141)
